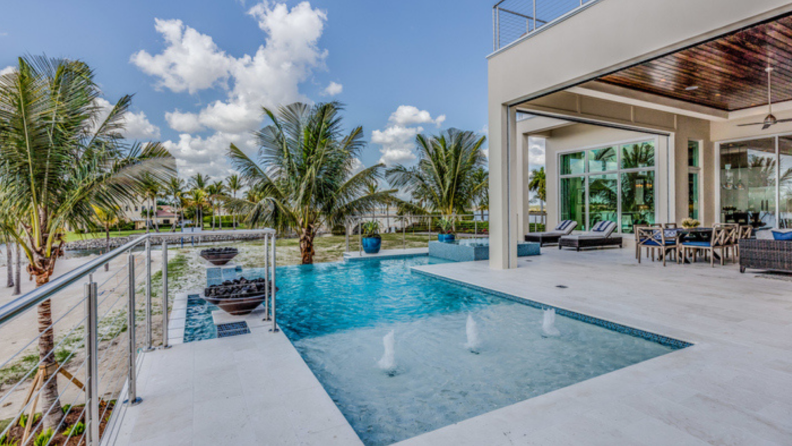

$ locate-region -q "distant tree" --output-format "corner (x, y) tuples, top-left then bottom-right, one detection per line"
(528, 167), (546, 207)
(166, 177), (185, 231)
(93, 206), (119, 271)
(226, 174), (243, 229)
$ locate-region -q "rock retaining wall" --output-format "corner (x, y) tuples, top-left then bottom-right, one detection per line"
(65, 233), (271, 251)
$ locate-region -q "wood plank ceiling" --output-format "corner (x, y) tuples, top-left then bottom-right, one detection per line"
(599, 14), (792, 112)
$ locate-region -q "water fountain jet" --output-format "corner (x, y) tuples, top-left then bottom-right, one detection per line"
(465, 314), (481, 353)
(542, 308), (560, 337)
(378, 330), (397, 375)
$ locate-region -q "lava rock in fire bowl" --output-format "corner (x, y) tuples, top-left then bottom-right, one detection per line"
(200, 247), (239, 265)
(203, 277), (275, 315)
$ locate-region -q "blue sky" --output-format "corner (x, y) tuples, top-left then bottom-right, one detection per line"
(1, 1), (496, 179)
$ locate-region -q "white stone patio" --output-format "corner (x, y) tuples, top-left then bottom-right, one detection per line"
(115, 245), (792, 446)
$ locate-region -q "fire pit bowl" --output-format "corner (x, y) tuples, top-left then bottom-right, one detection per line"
(203, 277), (275, 315)
(200, 247), (239, 266)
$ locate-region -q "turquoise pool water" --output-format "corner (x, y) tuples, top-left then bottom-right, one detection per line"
(186, 256), (681, 445)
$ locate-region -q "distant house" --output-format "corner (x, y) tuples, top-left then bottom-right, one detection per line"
(119, 201), (179, 230)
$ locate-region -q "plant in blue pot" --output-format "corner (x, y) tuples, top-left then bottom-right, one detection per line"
(438, 217), (456, 243)
(361, 220), (382, 254)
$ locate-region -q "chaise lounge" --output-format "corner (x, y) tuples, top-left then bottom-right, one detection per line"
(524, 220), (578, 247)
(559, 220), (622, 251)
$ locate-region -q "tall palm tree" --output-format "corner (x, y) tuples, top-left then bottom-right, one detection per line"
(166, 177), (185, 231)
(226, 174), (242, 229)
(226, 102), (394, 264)
(206, 181), (226, 230)
(141, 174), (162, 232)
(386, 128), (487, 218)
(185, 189), (210, 229)
(4, 233), (13, 289)
(0, 55), (176, 427)
(188, 173), (209, 192)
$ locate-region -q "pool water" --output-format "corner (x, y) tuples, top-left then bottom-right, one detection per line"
(185, 256), (681, 446)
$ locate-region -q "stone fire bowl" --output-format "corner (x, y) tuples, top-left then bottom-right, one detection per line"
(203, 293), (266, 316)
(200, 250), (239, 266)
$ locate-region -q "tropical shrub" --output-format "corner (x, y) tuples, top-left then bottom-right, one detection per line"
(362, 221), (381, 239)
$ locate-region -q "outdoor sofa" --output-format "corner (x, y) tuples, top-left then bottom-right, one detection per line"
(559, 220), (622, 251)
(524, 220), (577, 246)
(739, 229), (792, 273)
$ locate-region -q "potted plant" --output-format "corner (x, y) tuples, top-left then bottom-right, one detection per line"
(681, 218), (701, 229)
(438, 217), (456, 243)
(361, 220), (382, 254)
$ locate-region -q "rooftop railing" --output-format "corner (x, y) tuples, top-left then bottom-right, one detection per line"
(0, 229), (275, 446)
(492, 0), (598, 51)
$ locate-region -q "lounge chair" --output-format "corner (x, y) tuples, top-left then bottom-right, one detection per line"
(559, 220), (622, 251)
(524, 220), (578, 246)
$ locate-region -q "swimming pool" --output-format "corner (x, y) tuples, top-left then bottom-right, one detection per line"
(186, 256), (686, 446)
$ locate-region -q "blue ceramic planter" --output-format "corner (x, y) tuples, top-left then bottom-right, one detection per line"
(362, 237), (382, 254)
(437, 233), (456, 243)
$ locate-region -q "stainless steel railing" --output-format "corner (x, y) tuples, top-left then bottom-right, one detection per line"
(0, 228), (276, 446)
(492, 0), (599, 51)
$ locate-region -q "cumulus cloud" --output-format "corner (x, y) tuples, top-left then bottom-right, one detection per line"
(322, 81), (343, 96)
(132, 1), (331, 176)
(373, 106), (446, 166)
(388, 105), (445, 128)
(0, 66), (15, 76)
(528, 137), (546, 168)
(94, 98), (161, 140)
(163, 131), (257, 179)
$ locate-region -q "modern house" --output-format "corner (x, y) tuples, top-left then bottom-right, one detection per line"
(488, 0), (792, 269)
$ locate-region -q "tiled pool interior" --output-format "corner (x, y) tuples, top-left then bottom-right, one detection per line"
(185, 256), (688, 445)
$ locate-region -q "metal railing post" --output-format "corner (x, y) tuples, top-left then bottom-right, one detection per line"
(495, 6), (500, 50)
(270, 234), (278, 333)
(161, 240), (171, 349)
(263, 234), (270, 321)
(85, 281), (99, 446)
(126, 252), (141, 405)
(533, 0), (537, 30)
(402, 220), (406, 249)
(345, 221), (350, 253)
(144, 238), (153, 352)
(358, 218), (362, 255)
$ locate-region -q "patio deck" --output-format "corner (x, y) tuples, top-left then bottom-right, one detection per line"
(115, 246), (791, 446)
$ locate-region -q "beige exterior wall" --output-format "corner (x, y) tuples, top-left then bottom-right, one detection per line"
(488, 0), (792, 269)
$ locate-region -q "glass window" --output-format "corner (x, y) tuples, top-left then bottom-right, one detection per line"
(560, 152), (585, 176)
(588, 174), (618, 227)
(588, 147), (617, 173)
(688, 141), (700, 168)
(560, 177), (586, 230)
(621, 170), (655, 233)
(688, 173), (699, 220)
(621, 141), (655, 169)
(720, 138), (776, 228)
(778, 136), (792, 228)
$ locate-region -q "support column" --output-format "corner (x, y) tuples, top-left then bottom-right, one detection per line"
(488, 104), (519, 269)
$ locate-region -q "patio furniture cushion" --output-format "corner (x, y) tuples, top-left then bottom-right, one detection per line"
(643, 239), (677, 246)
(756, 229), (774, 240)
(682, 241), (711, 247)
(553, 220), (578, 234)
(591, 220), (617, 238)
(771, 229), (792, 241)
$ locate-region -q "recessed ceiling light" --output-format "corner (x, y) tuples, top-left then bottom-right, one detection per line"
(685, 86), (699, 91)
(660, 79), (666, 82)
(716, 93), (721, 96)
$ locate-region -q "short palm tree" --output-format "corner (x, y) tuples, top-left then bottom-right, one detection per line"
(386, 129), (487, 217)
(0, 55), (175, 427)
(226, 102), (394, 264)
(528, 167), (546, 204)
(226, 174), (242, 229)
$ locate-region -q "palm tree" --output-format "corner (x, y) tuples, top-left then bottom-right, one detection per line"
(141, 174), (162, 232)
(206, 181), (226, 230)
(185, 189), (210, 229)
(226, 102), (394, 264)
(4, 232), (13, 289)
(166, 177), (185, 231)
(94, 206), (119, 271)
(188, 173), (209, 192)
(386, 128), (487, 218)
(0, 55), (176, 427)
(226, 174), (242, 229)
(472, 167), (489, 221)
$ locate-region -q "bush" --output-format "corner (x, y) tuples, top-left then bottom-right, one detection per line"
(63, 422), (85, 437)
(33, 429), (53, 446)
(456, 221), (488, 233)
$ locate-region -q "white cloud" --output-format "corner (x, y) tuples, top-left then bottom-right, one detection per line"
(132, 1), (330, 177)
(373, 106), (446, 166)
(528, 137), (546, 168)
(163, 131), (257, 179)
(0, 66), (15, 76)
(388, 105), (445, 128)
(93, 98), (161, 140)
(322, 81), (343, 96)
(165, 110), (204, 133)
(131, 18), (232, 94)
(350, 157), (364, 174)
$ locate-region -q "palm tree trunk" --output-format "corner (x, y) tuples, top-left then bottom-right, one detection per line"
(34, 270), (63, 428)
(105, 226), (110, 272)
(299, 228), (315, 264)
(13, 243), (20, 296)
(6, 237), (13, 288)
(152, 199), (160, 232)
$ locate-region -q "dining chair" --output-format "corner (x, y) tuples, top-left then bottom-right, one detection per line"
(637, 227), (679, 266)
(634, 223), (662, 260)
(734, 225), (753, 259)
(680, 226), (729, 267)
(715, 223), (740, 263)
(664, 223), (678, 229)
